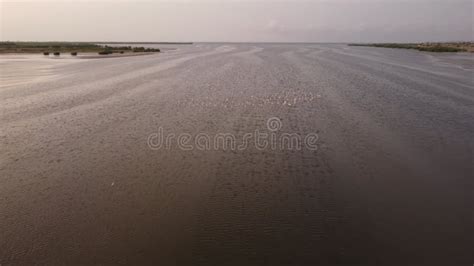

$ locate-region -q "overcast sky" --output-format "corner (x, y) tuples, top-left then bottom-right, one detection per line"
(1, 0), (472, 42)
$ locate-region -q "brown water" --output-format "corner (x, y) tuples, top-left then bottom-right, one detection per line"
(0, 44), (472, 265)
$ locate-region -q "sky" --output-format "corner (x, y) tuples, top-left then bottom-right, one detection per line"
(1, 0), (472, 42)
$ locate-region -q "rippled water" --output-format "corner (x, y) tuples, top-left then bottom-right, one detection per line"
(0, 44), (472, 265)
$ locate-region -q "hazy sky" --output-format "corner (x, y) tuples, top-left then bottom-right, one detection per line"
(1, 0), (472, 42)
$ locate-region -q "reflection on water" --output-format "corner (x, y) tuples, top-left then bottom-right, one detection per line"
(0, 54), (80, 88)
(103, 43), (188, 52)
(0, 44), (189, 88)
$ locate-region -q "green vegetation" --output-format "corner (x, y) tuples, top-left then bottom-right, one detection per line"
(97, 45), (160, 55)
(132, 47), (161, 53)
(416, 46), (464, 52)
(348, 42), (473, 53)
(0, 42), (102, 53)
(0, 42), (161, 55)
(98, 51), (113, 55)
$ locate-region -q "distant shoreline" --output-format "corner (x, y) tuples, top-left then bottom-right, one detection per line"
(95, 42), (193, 45)
(348, 42), (473, 53)
(0, 41), (161, 55)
